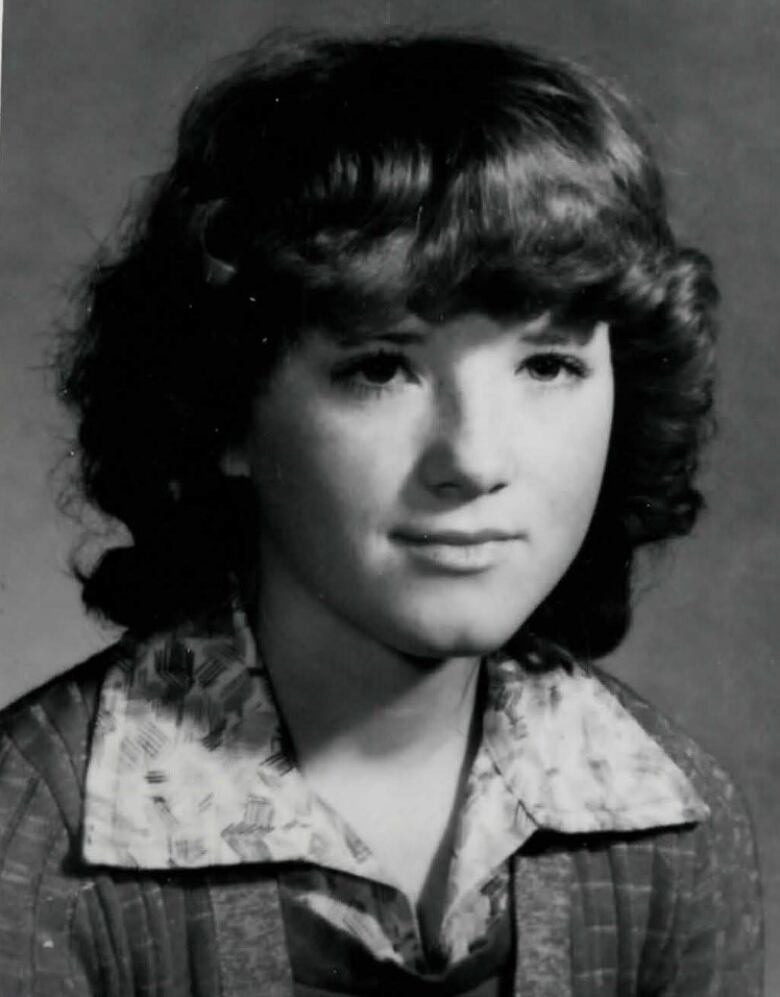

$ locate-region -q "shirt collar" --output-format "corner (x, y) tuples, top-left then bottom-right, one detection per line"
(481, 655), (708, 833)
(82, 606), (708, 871)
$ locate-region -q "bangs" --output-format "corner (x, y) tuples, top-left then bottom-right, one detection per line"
(224, 146), (660, 338)
(194, 35), (671, 335)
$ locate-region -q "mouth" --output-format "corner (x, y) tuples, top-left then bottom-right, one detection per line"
(391, 528), (525, 572)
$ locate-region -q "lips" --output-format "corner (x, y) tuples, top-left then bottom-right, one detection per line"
(393, 528), (524, 545)
(391, 527), (525, 572)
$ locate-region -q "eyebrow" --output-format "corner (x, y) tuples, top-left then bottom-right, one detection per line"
(333, 330), (426, 348)
(331, 319), (600, 349)
(519, 323), (598, 346)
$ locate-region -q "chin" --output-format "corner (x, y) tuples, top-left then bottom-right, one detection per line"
(387, 611), (520, 661)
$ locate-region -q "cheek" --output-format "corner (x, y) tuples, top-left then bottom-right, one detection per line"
(246, 404), (404, 540)
(532, 395), (613, 535)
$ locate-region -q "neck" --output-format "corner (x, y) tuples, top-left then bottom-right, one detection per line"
(252, 566), (481, 772)
(251, 556), (484, 909)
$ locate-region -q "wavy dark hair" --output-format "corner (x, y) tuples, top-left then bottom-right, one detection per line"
(58, 34), (717, 662)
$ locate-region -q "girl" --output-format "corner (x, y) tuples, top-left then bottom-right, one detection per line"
(0, 34), (762, 996)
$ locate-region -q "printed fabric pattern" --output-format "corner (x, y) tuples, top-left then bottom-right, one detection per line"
(83, 605), (708, 971)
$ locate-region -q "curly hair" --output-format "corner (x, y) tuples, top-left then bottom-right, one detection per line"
(58, 34), (717, 660)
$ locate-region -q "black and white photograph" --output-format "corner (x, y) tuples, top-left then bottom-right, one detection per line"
(0, 3), (777, 994)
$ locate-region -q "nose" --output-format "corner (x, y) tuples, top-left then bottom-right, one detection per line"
(418, 378), (514, 501)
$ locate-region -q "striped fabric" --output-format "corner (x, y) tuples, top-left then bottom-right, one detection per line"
(0, 646), (763, 995)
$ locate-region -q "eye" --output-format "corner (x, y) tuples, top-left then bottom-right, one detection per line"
(331, 350), (416, 397)
(352, 352), (407, 385)
(518, 352), (589, 383)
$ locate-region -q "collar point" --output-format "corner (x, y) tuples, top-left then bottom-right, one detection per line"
(535, 797), (710, 837)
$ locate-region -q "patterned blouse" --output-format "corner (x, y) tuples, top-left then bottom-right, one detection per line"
(82, 605), (708, 990)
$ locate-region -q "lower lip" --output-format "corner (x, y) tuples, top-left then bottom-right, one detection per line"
(395, 538), (519, 573)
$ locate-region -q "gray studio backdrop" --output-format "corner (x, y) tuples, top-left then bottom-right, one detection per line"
(1, 0), (778, 990)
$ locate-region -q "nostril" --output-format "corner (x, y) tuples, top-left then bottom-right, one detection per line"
(419, 438), (512, 501)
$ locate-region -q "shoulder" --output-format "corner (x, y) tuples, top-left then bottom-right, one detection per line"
(0, 645), (137, 991)
(591, 666), (759, 876)
(592, 666), (763, 989)
(0, 642), (126, 842)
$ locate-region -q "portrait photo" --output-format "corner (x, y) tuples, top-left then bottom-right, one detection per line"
(0, 2), (778, 994)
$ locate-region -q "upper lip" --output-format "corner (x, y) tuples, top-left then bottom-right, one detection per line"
(393, 528), (524, 546)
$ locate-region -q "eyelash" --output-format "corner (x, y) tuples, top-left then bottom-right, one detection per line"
(519, 353), (590, 382)
(330, 349), (590, 398)
(330, 350), (416, 398)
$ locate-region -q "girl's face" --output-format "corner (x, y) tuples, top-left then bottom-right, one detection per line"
(241, 312), (613, 659)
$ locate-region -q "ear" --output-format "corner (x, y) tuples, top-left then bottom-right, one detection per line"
(219, 444), (251, 478)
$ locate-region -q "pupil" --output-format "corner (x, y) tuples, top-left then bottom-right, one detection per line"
(534, 357), (560, 378)
(364, 357), (397, 383)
